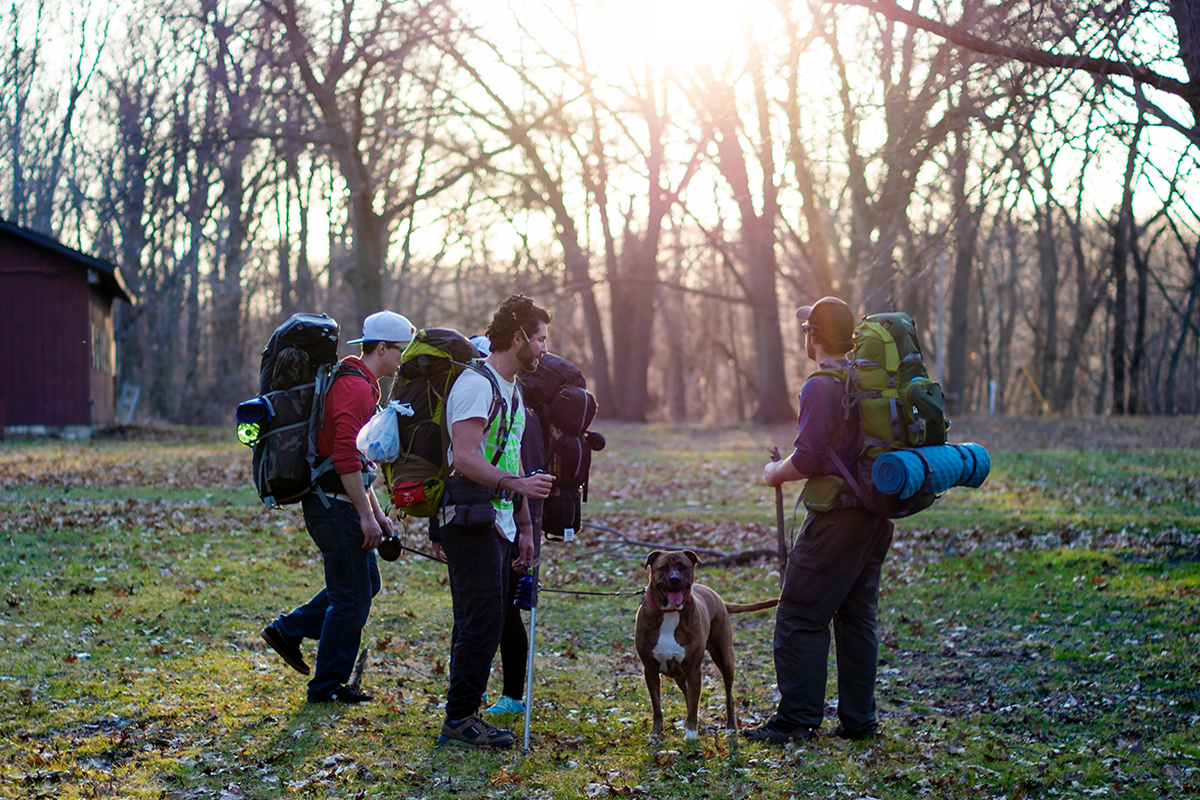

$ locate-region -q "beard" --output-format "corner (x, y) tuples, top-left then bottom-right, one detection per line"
(806, 336), (817, 362)
(517, 341), (540, 372)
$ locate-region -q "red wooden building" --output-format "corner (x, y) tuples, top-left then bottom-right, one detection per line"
(0, 220), (136, 438)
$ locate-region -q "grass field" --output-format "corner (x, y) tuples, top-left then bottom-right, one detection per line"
(0, 418), (1198, 798)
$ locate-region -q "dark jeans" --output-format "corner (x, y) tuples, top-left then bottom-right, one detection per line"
(272, 495), (381, 699)
(440, 518), (511, 720)
(772, 506), (893, 734)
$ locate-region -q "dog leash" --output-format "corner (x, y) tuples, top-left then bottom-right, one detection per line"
(381, 543), (647, 599)
(540, 587), (645, 599)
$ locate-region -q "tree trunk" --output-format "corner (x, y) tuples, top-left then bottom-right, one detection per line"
(344, 194), (387, 326)
(1110, 115), (1144, 414)
(610, 230), (659, 421)
(1035, 203), (1059, 408)
(1053, 210), (1107, 411)
(946, 127), (977, 415)
(1165, 238), (1200, 414)
(1128, 230), (1149, 413)
(1111, 211), (1129, 415)
(744, 218), (794, 424)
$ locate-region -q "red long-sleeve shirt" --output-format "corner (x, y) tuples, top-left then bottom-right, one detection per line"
(316, 356), (380, 476)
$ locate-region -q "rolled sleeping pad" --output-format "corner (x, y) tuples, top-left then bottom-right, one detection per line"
(871, 443), (991, 499)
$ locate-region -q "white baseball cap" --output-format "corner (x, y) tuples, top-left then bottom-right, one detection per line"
(347, 311), (415, 345)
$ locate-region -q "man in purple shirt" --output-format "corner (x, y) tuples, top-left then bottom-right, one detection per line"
(744, 296), (894, 745)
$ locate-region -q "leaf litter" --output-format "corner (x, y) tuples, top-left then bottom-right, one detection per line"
(0, 421), (1198, 798)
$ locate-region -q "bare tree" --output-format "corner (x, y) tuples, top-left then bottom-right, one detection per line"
(0, 0), (110, 233)
(680, 28), (802, 424)
(822, 5), (957, 314)
(827, 0), (1200, 150)
(259, 0), (482, 327)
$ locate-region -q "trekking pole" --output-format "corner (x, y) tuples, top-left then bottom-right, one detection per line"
(516, 569), (538, 753)
(769, 447), (787, 579)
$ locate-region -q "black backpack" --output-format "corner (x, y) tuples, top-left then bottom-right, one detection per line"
(518, 353), (604, 541)
(236, 313), (369, 509)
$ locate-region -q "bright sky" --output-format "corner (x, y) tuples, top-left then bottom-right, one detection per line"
(22, 0), (1199, 263)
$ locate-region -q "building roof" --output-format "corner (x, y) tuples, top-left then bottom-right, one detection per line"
(0, 218), (136, 305)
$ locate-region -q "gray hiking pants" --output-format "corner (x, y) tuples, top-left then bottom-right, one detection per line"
(772, 506), (893, 735)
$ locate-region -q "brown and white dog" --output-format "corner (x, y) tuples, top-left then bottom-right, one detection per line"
(634, 549), (778, 740)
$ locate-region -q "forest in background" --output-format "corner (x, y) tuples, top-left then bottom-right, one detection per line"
(3, 0), (1199, 424)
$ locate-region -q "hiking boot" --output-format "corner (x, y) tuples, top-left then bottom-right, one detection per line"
(741, 722), (816, 745)
(484, 695), (526, 715)
(833, 724), (877, 741)
(261, 625), (310, 675)
(437, 714), (515, 748)
(309, 686), (374, 704)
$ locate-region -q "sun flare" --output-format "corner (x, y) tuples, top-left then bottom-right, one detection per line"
(582, 0), (777, 71)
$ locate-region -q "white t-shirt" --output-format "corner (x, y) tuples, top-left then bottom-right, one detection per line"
(442, 362), (525, 541)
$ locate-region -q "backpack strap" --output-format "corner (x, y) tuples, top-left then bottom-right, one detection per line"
(807, 365), (875, 510)
(454, 360), (518, 468)
(437, 362), (519, 506)
(310, 361), (375, 508)
(826, 448), (872, 511)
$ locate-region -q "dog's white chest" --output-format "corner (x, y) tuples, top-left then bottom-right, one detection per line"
(652, 611), (687, 670)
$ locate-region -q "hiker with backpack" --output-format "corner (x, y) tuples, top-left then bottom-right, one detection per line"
(475, 339), (604, 719)
(260, 310), (414, 704)
(432, 294), (555, 748)
(743, 296), (894, 745)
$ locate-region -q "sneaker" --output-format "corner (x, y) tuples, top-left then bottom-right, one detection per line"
(310, 686), (374, 704)
(437, 714), (515, 748)
(833, 724), (877, 741)
(485, 695), (526, 715)
(742, 722), (816, 745)
(261, 625), (310, 675)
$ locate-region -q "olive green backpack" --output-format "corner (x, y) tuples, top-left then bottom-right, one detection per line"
(805, 312), (949, 518)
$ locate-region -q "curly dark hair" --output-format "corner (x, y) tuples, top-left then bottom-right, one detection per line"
(486, 294), (551, 353)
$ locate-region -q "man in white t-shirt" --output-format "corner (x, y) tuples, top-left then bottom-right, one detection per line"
(434, 295), (555, 748)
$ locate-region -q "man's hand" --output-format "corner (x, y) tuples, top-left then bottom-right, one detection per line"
(431, 542), (447, 563)
(375, 508), (394, 539)
(514, 471), (554, 500)
(360, 514), (384, 551)
(764, 456), (804, 487)
(516, 527), (536, 569)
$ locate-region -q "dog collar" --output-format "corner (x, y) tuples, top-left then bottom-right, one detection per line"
(645, 585), (692, 612)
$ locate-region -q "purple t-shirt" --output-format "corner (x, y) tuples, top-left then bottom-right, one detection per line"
(789, 359), (860, 478)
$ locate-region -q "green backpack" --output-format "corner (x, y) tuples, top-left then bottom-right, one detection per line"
(383, 328), (510, 518)
(808, 312), (949, 518)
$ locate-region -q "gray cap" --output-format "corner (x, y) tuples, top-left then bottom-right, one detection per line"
(347, 311), (415, 345)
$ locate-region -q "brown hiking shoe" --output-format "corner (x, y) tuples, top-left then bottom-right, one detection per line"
(261, 625), (310, 675)
(742, 722), (816, 745)
(437, 714), (515, 748)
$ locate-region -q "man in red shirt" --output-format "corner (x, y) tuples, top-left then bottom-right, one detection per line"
(261, 311), (413, 703)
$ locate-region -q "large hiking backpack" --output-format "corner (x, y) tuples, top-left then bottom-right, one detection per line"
(813, 312), (949, 518)
(384, 328), (511, 518)
(518, 353), (604, 541)
(236, 313), (370, 509)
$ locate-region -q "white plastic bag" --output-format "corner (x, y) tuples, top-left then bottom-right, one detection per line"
(356, 401), (411, 463)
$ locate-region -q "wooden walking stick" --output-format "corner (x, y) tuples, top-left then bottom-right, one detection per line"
(769, 446), (787, 578)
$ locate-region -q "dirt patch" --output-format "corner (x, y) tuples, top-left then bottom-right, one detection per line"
(95, 425), (230, 443)
(947, 414), (1200, 452)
